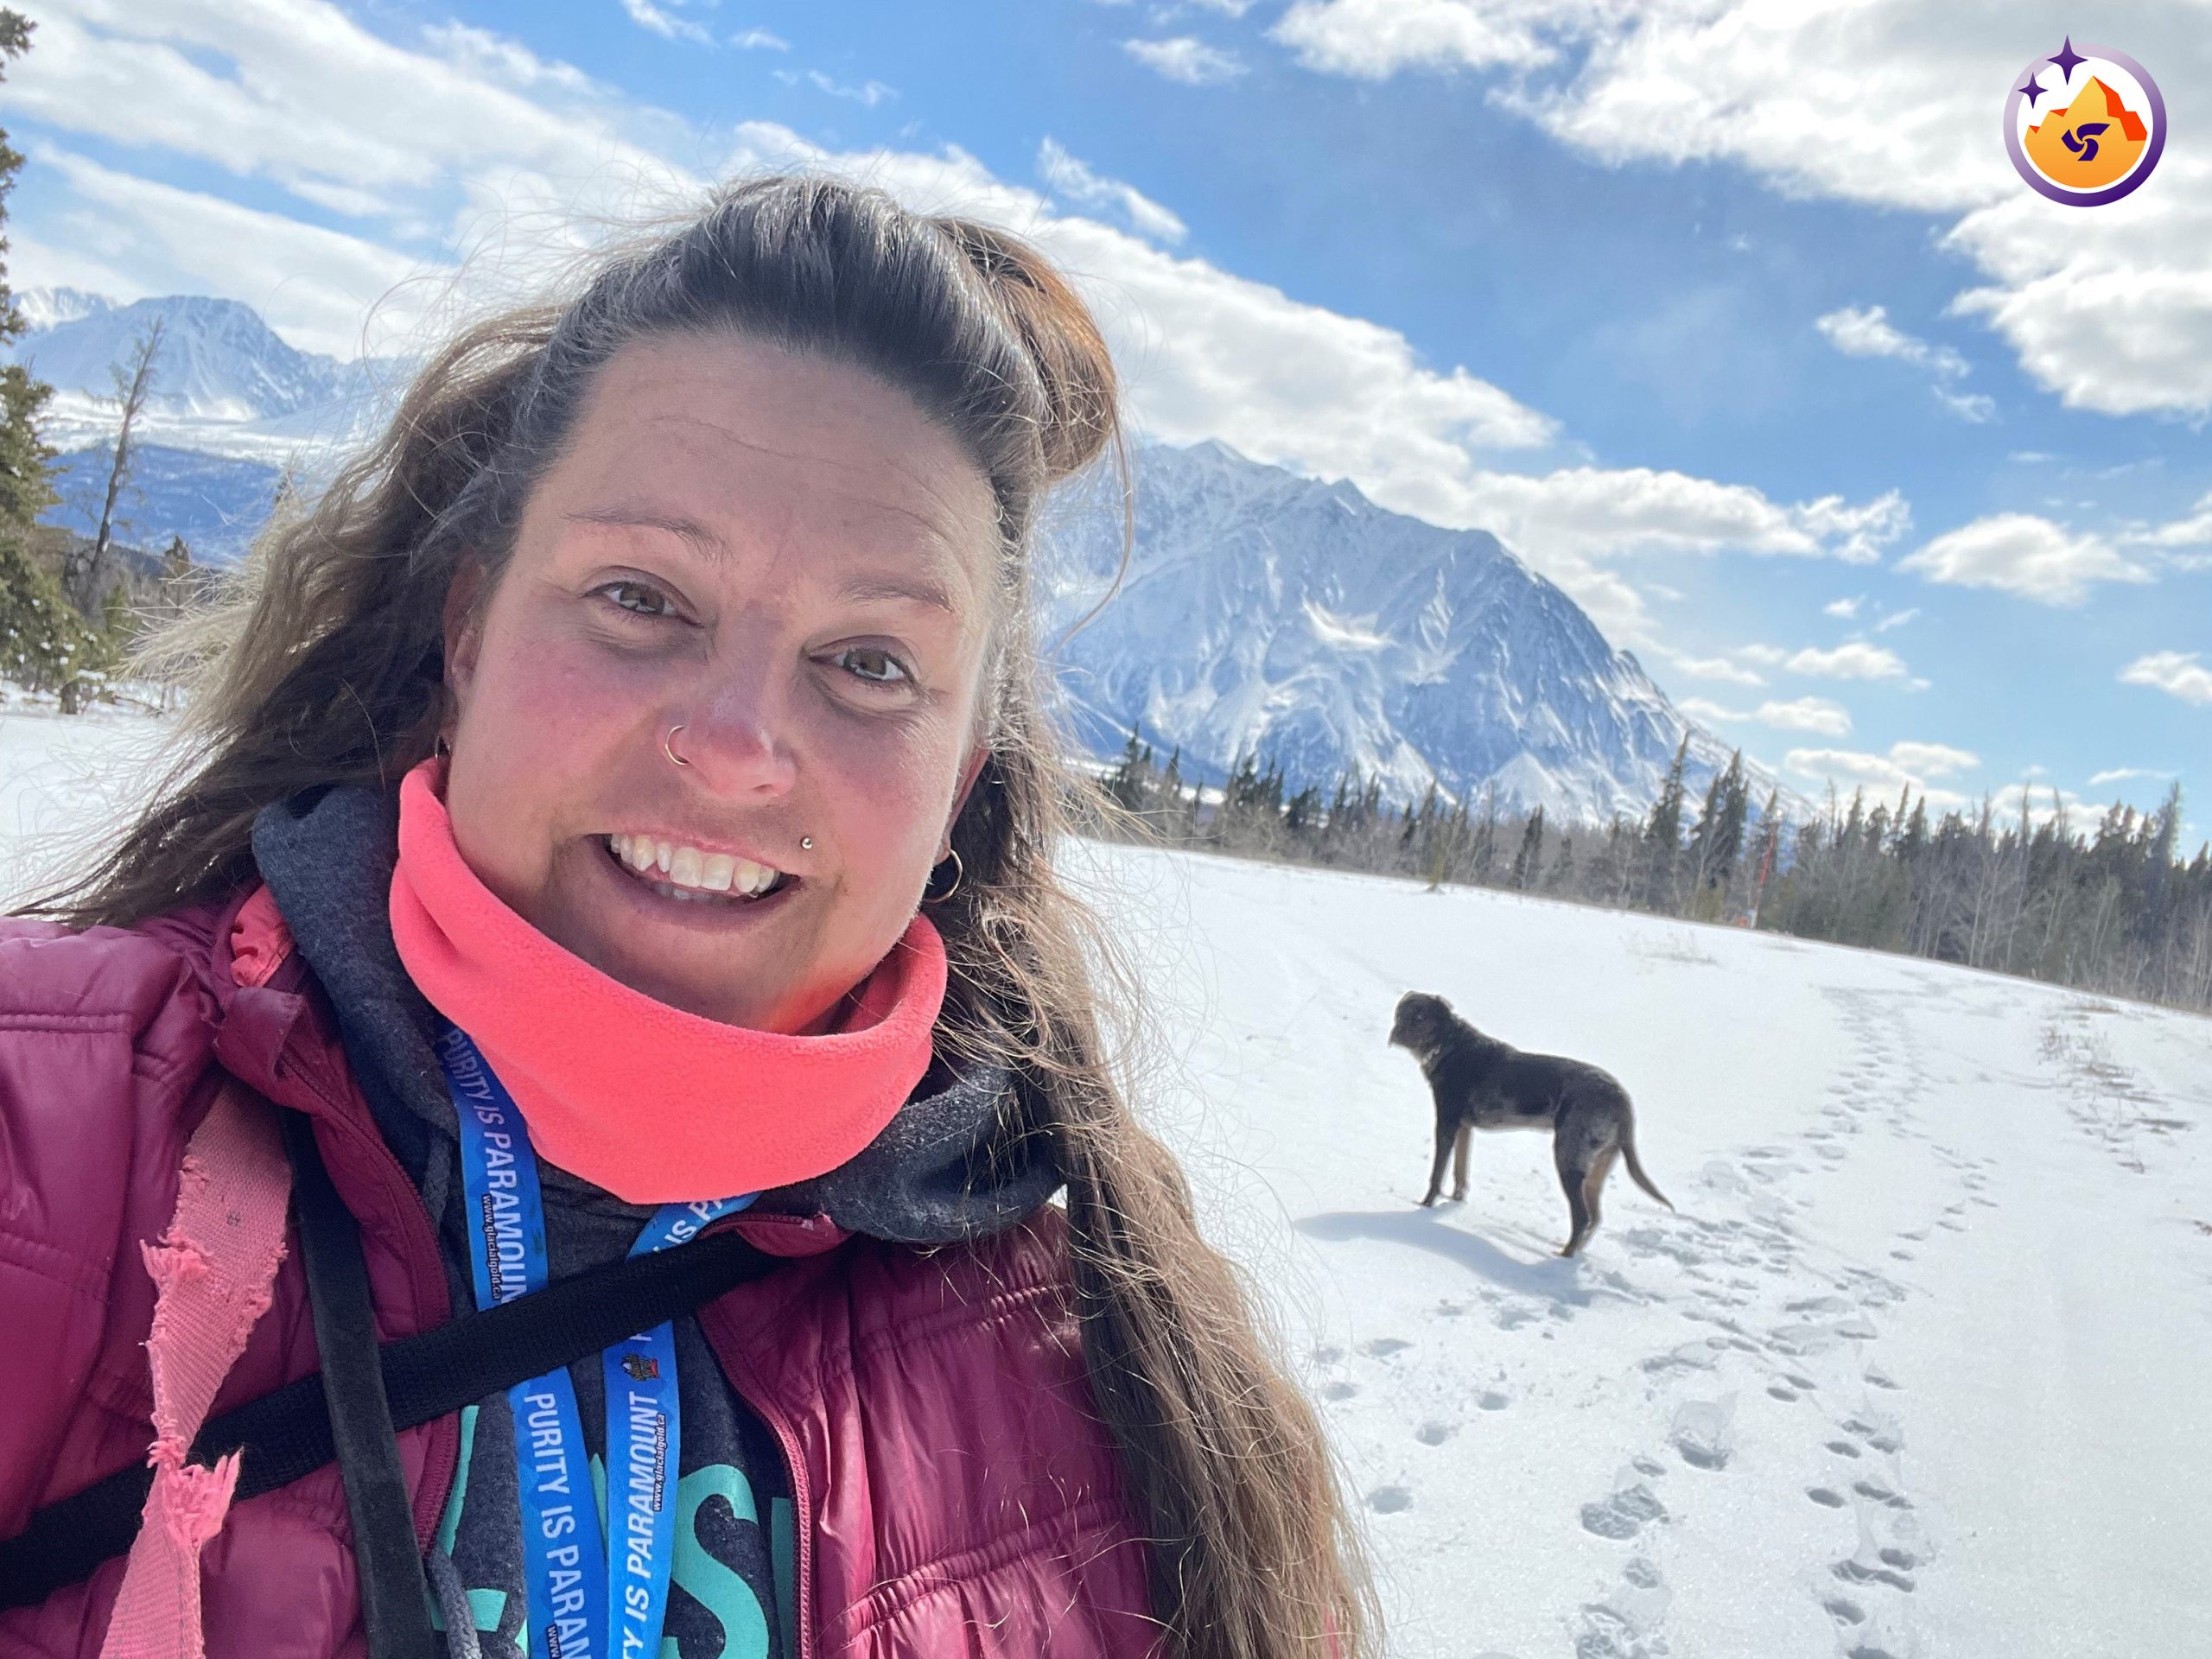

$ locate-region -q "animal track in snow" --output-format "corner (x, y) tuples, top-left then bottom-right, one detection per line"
(1415, 1421), (1455, 1446)
(1360, 1337), (1412, 1357)
(1367, 1484), (1414, 1514)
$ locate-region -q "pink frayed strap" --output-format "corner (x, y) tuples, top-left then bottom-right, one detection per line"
(99, 1084), (291, 1659)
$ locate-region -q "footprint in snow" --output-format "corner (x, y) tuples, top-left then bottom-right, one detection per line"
(1853, 1478), (1912, 1510)
(1477, 1389), (1510, 1411)
(1367, 1484), (1414, 1514)
(1360, 1337), (1412, 1357)
(1319, 1380), (1358, 1402)
(1580, 1480), (1667, 1540)
(1807, 1486), (1846, 1508)
(1669, 1395), (1737, 1470)
(1415, 1421), (1456, 1446)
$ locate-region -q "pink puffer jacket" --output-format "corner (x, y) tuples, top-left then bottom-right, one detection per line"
(0, 892), (1156, 1657)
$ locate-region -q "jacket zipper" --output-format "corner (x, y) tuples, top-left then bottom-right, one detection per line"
(699, 1298), (816, 1659)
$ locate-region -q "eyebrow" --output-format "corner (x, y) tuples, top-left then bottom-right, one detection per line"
(563, 507), (724, 555)
(565, 508), (960, 614)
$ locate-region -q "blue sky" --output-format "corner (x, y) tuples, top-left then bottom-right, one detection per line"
(6, 0), (2209, 836)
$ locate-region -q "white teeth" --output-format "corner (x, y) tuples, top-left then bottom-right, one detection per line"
(608, 834), (785, 900)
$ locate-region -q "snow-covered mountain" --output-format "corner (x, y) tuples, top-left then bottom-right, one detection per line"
(8, 289), (383, 561)
(1044, 439), (1792, 823)
(12, 291), (1780, 823)
(13, 289), (393, 429)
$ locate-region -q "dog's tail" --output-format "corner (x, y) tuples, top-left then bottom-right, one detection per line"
(1621, 1117), (1673, 1211)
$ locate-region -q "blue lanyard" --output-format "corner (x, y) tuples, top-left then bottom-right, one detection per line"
(438, 1026), (753, 1659)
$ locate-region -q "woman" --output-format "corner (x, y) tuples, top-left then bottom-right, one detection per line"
(0, 178), (1370, 1658)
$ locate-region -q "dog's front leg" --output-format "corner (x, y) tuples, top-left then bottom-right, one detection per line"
(1449, 1122), (1472, 1203)
(1419, 1116), (1456, 1207)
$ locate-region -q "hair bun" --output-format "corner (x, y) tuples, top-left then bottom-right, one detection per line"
(935, 219), (1119, 483)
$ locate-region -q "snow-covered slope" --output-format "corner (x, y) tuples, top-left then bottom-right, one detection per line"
(1046, 440), (1789, 822)
(1090, 842), (2212, 1659)
(7, 706), (2207, 1658)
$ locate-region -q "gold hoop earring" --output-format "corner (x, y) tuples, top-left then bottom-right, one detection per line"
(663, 724), (691, 768)
(923, 849), (963, 905)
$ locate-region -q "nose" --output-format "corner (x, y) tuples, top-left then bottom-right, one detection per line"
(671, 654), (798, 799)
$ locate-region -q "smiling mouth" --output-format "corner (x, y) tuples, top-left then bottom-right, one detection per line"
(605, 832), (794, 906)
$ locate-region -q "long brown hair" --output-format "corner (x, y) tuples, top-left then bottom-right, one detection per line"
(25, 176), (1373, 1657)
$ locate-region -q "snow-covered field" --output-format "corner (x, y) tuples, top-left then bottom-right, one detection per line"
(7, 704), (2209, 1658)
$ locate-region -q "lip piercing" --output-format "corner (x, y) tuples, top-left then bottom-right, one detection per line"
(664, 724), (690, 768)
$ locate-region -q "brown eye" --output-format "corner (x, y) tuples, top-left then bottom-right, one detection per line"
(598, 580), (675, 618)
(837, 646), (909, 684)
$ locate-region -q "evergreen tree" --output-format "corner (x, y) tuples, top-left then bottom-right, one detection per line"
(1510, 805), (1546, 890)
(1642, 735), (1690, 909)
(0, 12), (83, 701)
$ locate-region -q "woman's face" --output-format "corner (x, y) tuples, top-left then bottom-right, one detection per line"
(442, 333), (999, 1033)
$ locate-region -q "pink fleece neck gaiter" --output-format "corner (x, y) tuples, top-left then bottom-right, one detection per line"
(387, 758), (947, 1205)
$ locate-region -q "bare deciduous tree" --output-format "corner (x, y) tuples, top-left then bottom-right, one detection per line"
(64, 315), (165, 618)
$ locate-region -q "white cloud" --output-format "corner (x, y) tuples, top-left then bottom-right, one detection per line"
(781, 71), (896, 105)
(1123, 36), (1248, 84)
(1817, 302), (1995, 423)
(1874, 607), (1918, 632)
(1823, 596), (1861, 619)
(1269, 1), (2212, 420)
(1815, 304), (1967, 379)
(1785, 741), (1979, 810)
(1932, 386), (1996, 423)
(2129, 491), (2212, 550)
(1666, 653), (1765, 688)
(730, 28), (788, 50)
(1785, 642), (1908, 682)
(2088, 766), (2174, 786)
(2120, 652), (2212, 707)
(22, 146), (429, 359)
(619, 0), (712, 47)
(1037, 138), (1187, 245)
(1757, 696), (1853, 737)
(1737, 643), (1786, 666)
(6, 0), (690, 236)
(1887, 741), (1979, 778)
(1681, 695), (1853, 737)
(1271, 0), (1561, 77)
(1898, 512), (2153, 607)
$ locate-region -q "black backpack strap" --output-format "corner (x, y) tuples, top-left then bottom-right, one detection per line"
(283, 1109), (440, 1659)
(0, 1128), (778, 1616)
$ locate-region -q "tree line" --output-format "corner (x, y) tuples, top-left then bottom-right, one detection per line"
(0, 10), (205, 713)
(1094, 726), (2212, 1016)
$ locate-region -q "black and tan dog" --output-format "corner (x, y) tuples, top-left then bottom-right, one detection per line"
(1389, 991), (1671, 1256)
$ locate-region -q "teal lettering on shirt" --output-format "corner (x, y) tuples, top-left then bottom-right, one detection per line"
(662, 1465), (769, 1659)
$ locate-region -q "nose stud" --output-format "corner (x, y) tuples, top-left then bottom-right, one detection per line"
(663, 724), (690, 768)
(800, 836), (813, 850)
